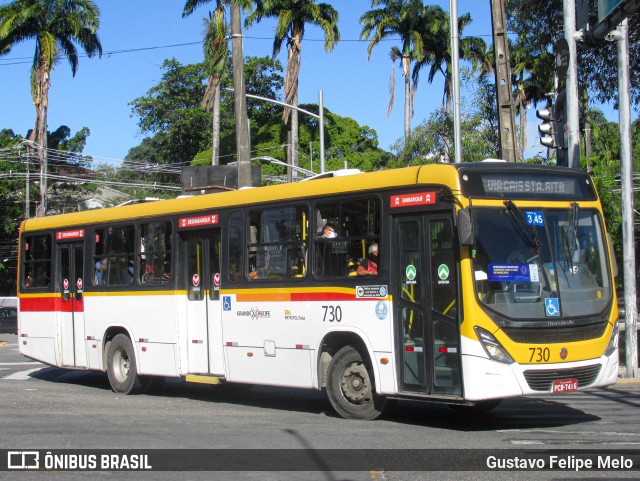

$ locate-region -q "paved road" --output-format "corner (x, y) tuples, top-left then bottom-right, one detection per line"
(1, 333), (640, 481)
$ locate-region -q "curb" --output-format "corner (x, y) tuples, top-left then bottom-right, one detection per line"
(616, 376), (640, 385)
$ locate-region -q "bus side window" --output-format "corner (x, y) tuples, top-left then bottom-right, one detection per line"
(22, 234), (52, 289)
(247, 207), (307, 280)
(228, 211), (244, 283)
(94, 225), (134, 286)
(139, 221), (172, 285)
(315, 197), (381, 278)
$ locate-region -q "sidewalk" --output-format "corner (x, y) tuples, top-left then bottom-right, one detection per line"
(616, 365), (640, 388)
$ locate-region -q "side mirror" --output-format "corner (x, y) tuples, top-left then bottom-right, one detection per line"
(458, 208), (475, 246)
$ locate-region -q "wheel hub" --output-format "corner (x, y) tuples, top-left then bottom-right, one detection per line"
(114, 349), (130, 382)
(340, 362), (371, 404)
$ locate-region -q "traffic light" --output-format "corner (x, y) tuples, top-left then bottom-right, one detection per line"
(554, 89), (567, 167)
(536, 90), (567, 166)
(536, 107), (557, 149)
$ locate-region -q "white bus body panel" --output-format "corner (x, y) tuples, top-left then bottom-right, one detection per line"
(220, 292), (393, 390)
(83, 293), (181, 377)
(461, 335), (619, 401)
(18, 306), (59, 366)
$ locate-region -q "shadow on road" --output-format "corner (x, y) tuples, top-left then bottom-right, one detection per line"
(26, 366), (607, 431)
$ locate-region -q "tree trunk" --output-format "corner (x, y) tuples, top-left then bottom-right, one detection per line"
(212, 82), (221, 165)
(519, 100), (527, 162)
(442, 76), (452, 163)
(292, 87), (299, 180)
(403, 55), (411, 141)
(32, 62), (50, 217)
(283, 36), (301, 182)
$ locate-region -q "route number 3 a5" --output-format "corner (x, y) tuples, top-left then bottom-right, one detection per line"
(322, 305), (342, 322)
(529, 347), (550, 362)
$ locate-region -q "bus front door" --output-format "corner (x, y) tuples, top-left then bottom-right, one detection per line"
(393, 214), (462, 396)
(182, 229), (224, 375)
(58, 242), (87, 368)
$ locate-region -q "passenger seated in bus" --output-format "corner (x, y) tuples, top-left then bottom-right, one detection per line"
(229, 261), (241, 282)
(321, 224), (337, 238)
(95, 257), (107, 285)
(357, 243), (379, 276)
(347, 257), (358, 277)
(317, 224), (343, 276)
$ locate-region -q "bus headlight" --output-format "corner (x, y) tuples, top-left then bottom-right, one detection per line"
(604, 320), (619, 357)
(474, 326), (514, 364)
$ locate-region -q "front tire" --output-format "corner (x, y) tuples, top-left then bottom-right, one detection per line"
(106, 334), (143, 394)
(326, 345), (387, 420)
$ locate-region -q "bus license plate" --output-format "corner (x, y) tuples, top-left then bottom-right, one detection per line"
(552, 379), (578, 393)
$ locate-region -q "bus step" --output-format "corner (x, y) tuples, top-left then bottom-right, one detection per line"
(185, 374), (223, 385)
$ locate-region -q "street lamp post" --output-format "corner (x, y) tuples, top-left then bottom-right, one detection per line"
(230, 89), (326, 174)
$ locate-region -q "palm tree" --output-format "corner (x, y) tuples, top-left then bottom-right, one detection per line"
(0, 0), (102, 216)
(360, 0), (438, 142)
(245, 0), (340, 177)
(183, 0), (230, 165)
(414, 9), (488, 117)
(412, 8), (488, 161)
(507, 39), (553, 161)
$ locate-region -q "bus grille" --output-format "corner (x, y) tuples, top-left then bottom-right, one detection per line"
(502, 322), (607, 344)
(523, 364), (602, 391)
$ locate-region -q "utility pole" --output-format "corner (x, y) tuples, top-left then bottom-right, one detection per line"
(563, 0), (581, 169)
(450, 0), (462, 163)
(489, 0), (517, 162)
(612, 19), (638, 378)
(230, 5), (252, 188)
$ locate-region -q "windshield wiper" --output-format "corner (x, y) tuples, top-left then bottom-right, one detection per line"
(504, 200), (542, 251)
(504, 200), (551, 290)
(562, 202), (579, 273)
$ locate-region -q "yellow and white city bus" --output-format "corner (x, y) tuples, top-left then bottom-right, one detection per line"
(17, 161), (619, 420)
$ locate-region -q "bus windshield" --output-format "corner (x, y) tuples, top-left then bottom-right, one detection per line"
(471, 205), (612, 320)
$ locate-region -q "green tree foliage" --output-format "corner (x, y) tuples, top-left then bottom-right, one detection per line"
(129, 59), (210, 168)
(581, 12), (639, 110)
(389, 72), (499, 167)
(583, 113), (640, 267)
(0, 0), (102, 215)
(506, 1), (639, 109)
(130, 55), (389, 183)
(0, 125), (92, 294)
(248, 104), (392, 178)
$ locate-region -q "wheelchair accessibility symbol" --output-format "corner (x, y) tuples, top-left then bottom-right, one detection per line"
(545, 298), (560, 317)
(223, 296), (232, 311)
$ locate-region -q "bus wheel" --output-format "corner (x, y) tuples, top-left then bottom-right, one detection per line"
(106, 334), (143, 394)
(326, 346), (386, 420)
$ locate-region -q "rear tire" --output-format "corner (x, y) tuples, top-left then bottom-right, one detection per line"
(326, 345), (387, 420)
(106, 334), (143, 394)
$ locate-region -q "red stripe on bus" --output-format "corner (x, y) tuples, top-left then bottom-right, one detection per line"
(19, 296), (84, 313)
(235, 291), (383, 303)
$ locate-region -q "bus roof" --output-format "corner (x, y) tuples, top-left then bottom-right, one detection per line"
(20, 162), (592, 232)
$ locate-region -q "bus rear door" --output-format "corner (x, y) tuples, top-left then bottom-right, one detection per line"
(182, 229), (224, 376)
(393, 214), (462, 396)
(58, 241), (87, 368)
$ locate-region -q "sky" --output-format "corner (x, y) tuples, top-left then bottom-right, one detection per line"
(0, 0), (629, 166)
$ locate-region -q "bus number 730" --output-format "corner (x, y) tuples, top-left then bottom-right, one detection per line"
(322, 305), (342, 322)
